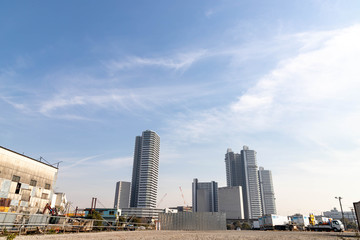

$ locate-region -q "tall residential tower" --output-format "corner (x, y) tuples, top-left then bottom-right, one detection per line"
(225, 146), (264, 219)
(130, 130), (160, 208)
(258, 167), (276, 215)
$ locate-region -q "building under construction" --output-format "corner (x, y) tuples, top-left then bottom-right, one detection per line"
(0, 146), (58, 214)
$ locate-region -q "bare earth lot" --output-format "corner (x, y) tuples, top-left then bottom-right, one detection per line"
(11, 230), (358, 240)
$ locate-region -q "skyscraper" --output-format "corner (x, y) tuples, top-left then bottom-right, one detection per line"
(130, 130), (160, 208)
(192, 178), (218, 212)
(224, 146), (263, 219)
(225, 148), (241, 187)
(258, 167), (277, 215)
(114, 181), (131, 209)
(241, 146), (262, 219)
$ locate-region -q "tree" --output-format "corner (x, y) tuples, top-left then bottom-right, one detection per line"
(86, 210), (104, 229)
(241, 222), (251, 230)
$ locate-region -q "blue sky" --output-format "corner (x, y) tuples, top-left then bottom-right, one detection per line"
(1, 1), (360, 215)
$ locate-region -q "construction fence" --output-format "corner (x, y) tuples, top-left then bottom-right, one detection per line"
(157, 212), (227, 230)
(0, 212), (152, 235)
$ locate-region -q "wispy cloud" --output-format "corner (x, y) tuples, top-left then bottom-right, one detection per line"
(0, 96), (27, 111)
(105, 49), (207, 73)
(165, 24), (360, 146)
(205, 9), (214, 17)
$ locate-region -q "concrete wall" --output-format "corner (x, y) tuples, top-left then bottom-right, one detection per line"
(0, 147), (58, 214)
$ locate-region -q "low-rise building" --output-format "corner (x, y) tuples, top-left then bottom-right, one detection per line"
(0, 146), (58, 214)
(218, 186), (244, 219)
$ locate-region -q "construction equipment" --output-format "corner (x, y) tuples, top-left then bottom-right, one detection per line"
(309, 213), (316, 226)
(179, 187), (188, 206)
(42, 203), (58, 216)
(157, 193), (167, 208)
(307, 219), (344, 232)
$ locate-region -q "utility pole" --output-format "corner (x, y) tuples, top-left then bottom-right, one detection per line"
(335, 196), (346, 230)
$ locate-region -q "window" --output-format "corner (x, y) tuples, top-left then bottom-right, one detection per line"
(41, 193), (49, 199)
(21, 189), (31, 201)
(12, 175), (20, 182)
(15, 182), (21, 194)
(30, 179), (37, 187)
(45, 183), (51, 190)
(109, 211), (115, 215)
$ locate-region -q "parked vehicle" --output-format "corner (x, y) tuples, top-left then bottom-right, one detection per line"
(290, 214), (310, 230)
(252, 220), (260, 230)
(259, 214), (291, 230)
(307, 219), (344, 232)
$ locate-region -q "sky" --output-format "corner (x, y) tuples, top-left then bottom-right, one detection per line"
(1, 0), (360, 216)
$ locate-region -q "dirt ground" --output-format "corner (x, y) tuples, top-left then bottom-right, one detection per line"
(10, 230), (359, 240)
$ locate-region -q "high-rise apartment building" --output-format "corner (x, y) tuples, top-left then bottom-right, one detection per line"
(241, 146), (262, 219)
(130, 130), (160, 208)
(114, 181), (131, 209)
(192, 178), (218, 212)
(224, 146), (264, 219)
(225, 149), (241, 187)
(258, 167), (276, 215)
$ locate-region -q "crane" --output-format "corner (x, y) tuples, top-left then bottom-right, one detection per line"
(157, 193), (167, 208)
(179, 186), (188, 206)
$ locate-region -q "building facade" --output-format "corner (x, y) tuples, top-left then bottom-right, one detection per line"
(114, 181), (131, 209)
(192, 178), (218, 213)
(0, 146), (58, 214)
(224, 146), (265, 219)
(258, 167), (277, 215)
(130, 130), (160, 208)
(218, 186), (244, 219)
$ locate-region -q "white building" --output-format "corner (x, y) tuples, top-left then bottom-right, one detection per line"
(0, 146), (58, 214)
(218, 186), (244, 219)
(130, 130), (160, 208)
(258, 167), (276, 215)
(323, 207), (356, 222)
(51, 192), (68, 214)
(114, 181), (130, 209)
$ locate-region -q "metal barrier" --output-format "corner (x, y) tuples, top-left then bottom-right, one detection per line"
(158, 212), (227, 230)
(0, 212), (152, 235)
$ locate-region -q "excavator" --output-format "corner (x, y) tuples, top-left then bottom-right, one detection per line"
(42, 203), (58, 216)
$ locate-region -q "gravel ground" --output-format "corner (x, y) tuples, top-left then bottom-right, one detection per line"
(9, 230), (358, 240)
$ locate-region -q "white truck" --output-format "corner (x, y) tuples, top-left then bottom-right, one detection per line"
(252, 220), (260, 230)
(290, 214), (310, 231)
(259, 214), (291, 230)
(306, 219), (344, 232)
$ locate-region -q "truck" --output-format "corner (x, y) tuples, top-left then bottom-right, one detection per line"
(252, 220), (260, 230)
(290, 214), (310, 231)
(306, 219), (344, 232)
(259, 214), (291, 230)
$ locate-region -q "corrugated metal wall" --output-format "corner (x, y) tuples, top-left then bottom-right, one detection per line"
(158, 212), (226, 230)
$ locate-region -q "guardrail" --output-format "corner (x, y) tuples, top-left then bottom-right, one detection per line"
(0, 212), (152, 236)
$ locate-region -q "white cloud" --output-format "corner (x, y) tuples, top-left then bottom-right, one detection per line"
(160, 24), (360, 214)
(105, 49), (207, 73)
(166, 24), (360, 144)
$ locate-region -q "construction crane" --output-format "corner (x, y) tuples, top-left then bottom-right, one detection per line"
(157, 193), (167, 208)
(179, 186), (188, 206)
